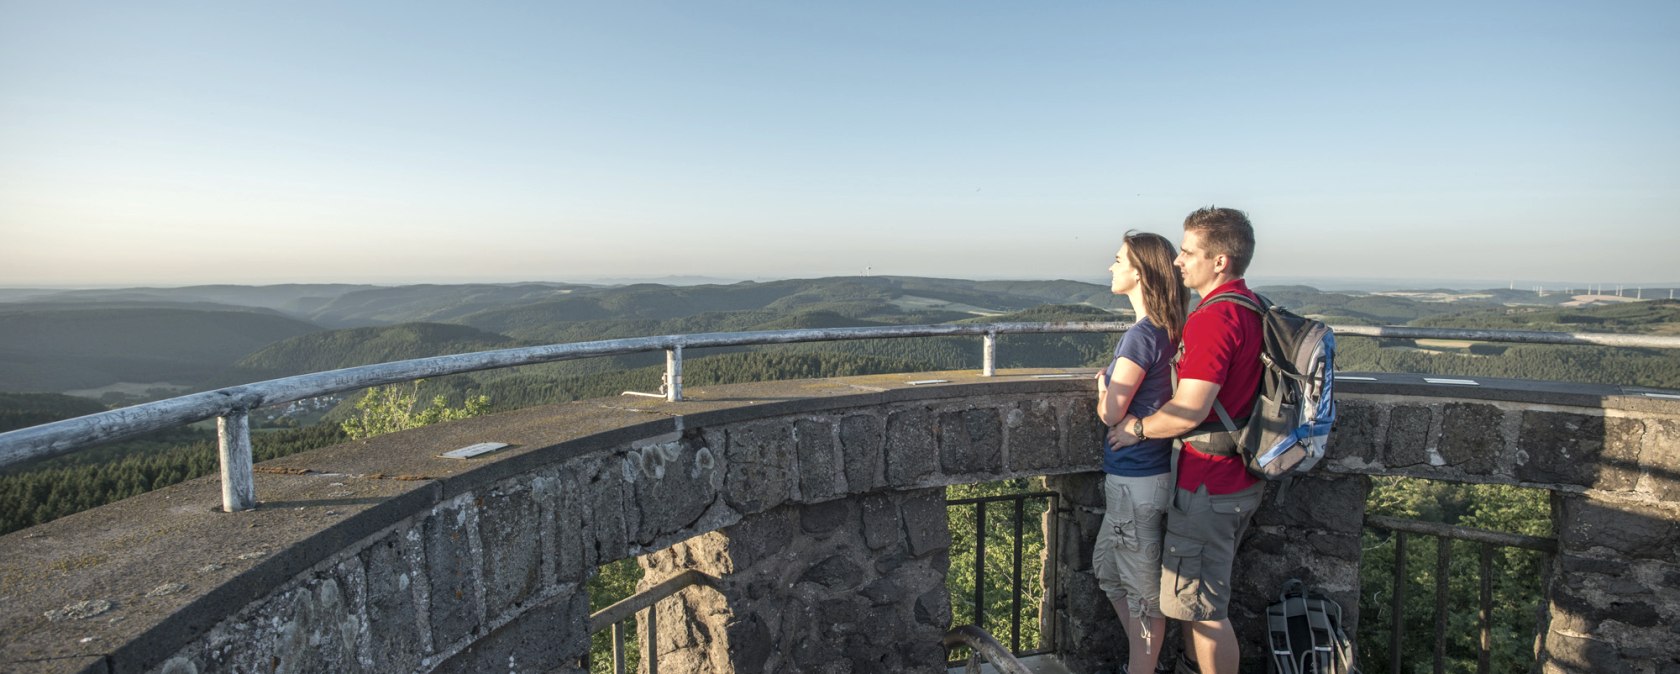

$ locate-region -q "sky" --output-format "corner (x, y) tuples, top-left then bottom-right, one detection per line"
(2, 1), (1677, 288)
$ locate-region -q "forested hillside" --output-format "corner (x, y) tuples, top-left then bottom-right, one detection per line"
(0, 305), (322, 392)
(4, 278), (1679, 537)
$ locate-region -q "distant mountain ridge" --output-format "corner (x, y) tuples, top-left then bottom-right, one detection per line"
(6, 277), (1678, 398)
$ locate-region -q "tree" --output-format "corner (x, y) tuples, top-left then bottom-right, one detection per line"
(340, 381), (492, 440)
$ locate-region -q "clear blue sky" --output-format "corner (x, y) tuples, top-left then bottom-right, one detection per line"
(2, 1), (1676, 287)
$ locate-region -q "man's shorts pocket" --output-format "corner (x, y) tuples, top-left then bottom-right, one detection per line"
(1162, 533), (1203, 598)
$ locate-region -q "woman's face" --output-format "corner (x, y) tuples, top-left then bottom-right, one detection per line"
(1109, 243), (1139, 295)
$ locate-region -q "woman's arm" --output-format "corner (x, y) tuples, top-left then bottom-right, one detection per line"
(1097, 356), (1147, 427)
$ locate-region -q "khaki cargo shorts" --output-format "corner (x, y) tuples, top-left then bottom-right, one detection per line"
(1092, 472), (1172, 618)
(1159, 482), (1263, 622)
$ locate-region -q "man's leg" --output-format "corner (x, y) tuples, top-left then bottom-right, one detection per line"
(1185, 618), (1240, 674)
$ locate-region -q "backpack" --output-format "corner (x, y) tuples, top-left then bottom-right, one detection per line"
(1266, 579), (1358, 674)
(1186, 292), (1337, 481)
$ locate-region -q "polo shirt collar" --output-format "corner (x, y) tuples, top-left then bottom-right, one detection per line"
(1195, 278), (1251, 310)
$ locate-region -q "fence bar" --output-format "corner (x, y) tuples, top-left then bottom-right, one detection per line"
(983, 331), (997, 377)
(1479, 542), (1493, 674)
(665, 345), (684, 402)
(1367, 515), (1557, 552)
(1011, 497), (1025, 654)
(1434, 538), (1451, 674)
(217, 411), (255, 512)
(646, 605), (659, 674)
(974, 502), (987, 631)
(1392, 531), (1406, 674)
(612, 621), (627, 674)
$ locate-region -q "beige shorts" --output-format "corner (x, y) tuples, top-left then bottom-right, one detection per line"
(1092, 473), (1172, 618)
(1159, 482), (1263, 622)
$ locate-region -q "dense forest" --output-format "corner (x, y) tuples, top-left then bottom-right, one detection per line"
(2, 279), (1676, 671)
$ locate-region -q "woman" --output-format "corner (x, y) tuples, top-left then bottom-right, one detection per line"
(1093, 230), (1188, 673)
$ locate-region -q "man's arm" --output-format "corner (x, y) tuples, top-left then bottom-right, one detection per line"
(1107, 378), (1222, 447)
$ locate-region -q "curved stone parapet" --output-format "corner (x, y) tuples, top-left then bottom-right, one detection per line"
(0, 370), (1675, 673)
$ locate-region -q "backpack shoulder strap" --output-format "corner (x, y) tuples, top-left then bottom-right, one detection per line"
(1198, 291), (1265, 315)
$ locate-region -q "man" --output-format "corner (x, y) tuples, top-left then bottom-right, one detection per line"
(1106, 206), (1263, 674)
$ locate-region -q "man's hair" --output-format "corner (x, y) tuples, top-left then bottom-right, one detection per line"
(1182, 206), (1255, 277)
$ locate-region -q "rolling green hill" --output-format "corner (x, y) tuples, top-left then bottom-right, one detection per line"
(0, 307), (323, 393)
(223, 322), (525, 381)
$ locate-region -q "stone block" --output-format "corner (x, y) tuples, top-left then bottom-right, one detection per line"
(939, 408), (1004, 476)
(859, 577), (902, 605)
(722, 507), (798, 571)
(1006, 400), (1063, 472)
(1384, 404), (1433, 467)
(264, 569), (367, 674)
(901, 489), (952, 558)
(860, 493), (902, 551)
(799, 555), (865, 590)
(362, 531), (426, 673)
(432, 590), (589, 674)
(583, 459), (630, 566)
(1647, 419), (1680, 502)
(1517, 412), (1604, 486)
(1045, 472), (1104, 509)
(914, 586), (951, 628)
(537, 466), (589, 583)
(425, 499), (483, 648)
(725, 612), (774, 674)
(1256, 474), (1368, 534)
(1328, 398), (1380, 463)
(478, 484), (543, 619)
(1598, 417), (1648, 492)
(796, 418), (841, 501)
(1438, 403), (1502, 475)
(839, 413), (887, 493)
(801, 499), (851, 537)
(723, 421), (797, 515)
(1063, 397), (1104, 469)
(885, 408), (937, 485)
(1557, 495), (1679, 561)
(632, 432), (722, 547)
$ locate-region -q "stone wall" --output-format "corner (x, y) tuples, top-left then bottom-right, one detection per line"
(6, 373), (1680, 674)
(638, 489), (953, 673)
(1328, 381), (1680, 674)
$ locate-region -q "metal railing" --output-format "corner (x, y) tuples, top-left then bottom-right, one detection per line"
(946, 490), (1060, 662)
(587, 569), (716, 674)
(3, 321), (1679, 513)
(1363, 515), (1558, 674)
(943, 625), (1036, 674)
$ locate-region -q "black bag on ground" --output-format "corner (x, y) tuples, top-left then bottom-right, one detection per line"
(1266, 579), (1358, 674)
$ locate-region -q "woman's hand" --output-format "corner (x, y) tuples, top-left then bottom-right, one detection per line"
(1107, 414), (1139, 447)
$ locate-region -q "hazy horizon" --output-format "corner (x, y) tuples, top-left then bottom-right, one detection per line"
(4, 2), (1676, 287)
(3, 273), (1676, 296)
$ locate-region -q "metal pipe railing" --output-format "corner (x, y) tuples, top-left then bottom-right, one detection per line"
(1365, 514), (1558, 673)
(4, 321), (1680, 513)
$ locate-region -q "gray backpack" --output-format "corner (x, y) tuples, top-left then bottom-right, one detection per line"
(1266, 579), (1358, 674)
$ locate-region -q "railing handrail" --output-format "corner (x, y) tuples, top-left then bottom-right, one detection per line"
(589, 569), (715, 633)
(1365, 514), (1558, 552)
(0, 321), (1130, 471)
(943, 625), (1035, 674)
(4, 321), (1680, 511)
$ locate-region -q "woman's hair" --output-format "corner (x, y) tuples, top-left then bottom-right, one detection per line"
(1124, 230), (1189, 344)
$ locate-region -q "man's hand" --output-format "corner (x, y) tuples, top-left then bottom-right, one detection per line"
(1107, 414), (1138, 447)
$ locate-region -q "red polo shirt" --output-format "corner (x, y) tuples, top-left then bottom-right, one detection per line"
(1176, 279), (1263, 494)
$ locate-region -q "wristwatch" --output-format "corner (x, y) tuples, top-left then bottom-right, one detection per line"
(1131, 418), (1147, 440)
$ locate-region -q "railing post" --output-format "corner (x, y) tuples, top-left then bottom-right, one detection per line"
(983, 331), (997, 376)
(217, 410), (256, 512)
(665, 345), (683, 402)
(1392, 531), (1407, 674)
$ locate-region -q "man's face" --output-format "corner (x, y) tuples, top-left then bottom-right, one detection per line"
(1176, 229), (1220, 291)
